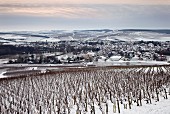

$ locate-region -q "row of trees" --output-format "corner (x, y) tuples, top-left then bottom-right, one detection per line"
(0, 65), (170, 114)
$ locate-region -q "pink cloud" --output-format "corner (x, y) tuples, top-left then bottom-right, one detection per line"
(0, 0), (170, 5)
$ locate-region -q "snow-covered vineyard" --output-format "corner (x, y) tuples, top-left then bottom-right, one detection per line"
(0, 65), (170, 114)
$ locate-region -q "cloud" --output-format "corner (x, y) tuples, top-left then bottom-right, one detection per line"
(0, 0), (170, 5)
(0, 4), (104, 18)
(0, 3), (170, 30)
(0, 4), (170, 19)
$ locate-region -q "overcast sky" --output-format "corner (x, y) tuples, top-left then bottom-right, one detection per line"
(0, 0), (170, 31)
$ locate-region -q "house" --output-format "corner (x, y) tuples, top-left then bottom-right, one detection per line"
(109, 56), (122, 61)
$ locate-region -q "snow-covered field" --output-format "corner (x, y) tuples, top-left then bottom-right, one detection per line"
(0, 58), (170, 79)
(95, 60), (170, 66)
(0, 65), (170, 114)
(1, 29), (170, 44)
(122, 97), (170, 114)
(70, 96), (170, 114)
(0, 59), (9, 65)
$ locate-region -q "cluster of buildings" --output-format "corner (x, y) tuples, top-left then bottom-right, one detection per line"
(9, 40), (170, 64)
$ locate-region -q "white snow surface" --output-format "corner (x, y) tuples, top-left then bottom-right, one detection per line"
(1, 30), (170, 44)
(70, 96), (170, 114)
(0, 71), (7, 78)
(40, 37), (60, 42)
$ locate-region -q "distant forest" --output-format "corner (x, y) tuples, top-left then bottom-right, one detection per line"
(0, 45), (36, 56)
(120, 29), (170, 34)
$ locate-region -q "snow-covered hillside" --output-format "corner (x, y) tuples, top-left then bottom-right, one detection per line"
(70, 96), (170, 114)
(0, 29), (170, 44)
(0, 65), (170, 114)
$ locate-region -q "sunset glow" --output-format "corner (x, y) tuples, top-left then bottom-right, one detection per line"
(0, 0), (170, 31)
(1, 0), (170, 5)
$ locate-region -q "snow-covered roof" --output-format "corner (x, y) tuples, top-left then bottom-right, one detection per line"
(110, 56), (122, 61)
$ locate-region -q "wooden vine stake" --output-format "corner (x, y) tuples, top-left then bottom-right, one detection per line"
(117, 99), (120, 113)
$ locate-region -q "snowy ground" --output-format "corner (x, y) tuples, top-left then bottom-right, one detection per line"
(0, 62), (170, 114)
(70, 95), (170, 114)
(0, 69), (7, 78)
(1, 30), (170, 44)
(0, 59), (8, 65)
(95, 60), (170, 66)
(122, 98), (170, 114)
(0, 59), (8, 78)
(116, 97), (170, 114)
(0, 58), (169, 79)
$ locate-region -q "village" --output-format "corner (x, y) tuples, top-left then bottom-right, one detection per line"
(7, 40), (170, 65)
